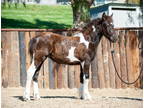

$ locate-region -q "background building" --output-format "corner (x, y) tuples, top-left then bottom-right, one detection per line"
(90, 3), (142, 28)
(1, 0), (140, 5)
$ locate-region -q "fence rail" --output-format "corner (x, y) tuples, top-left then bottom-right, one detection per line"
(1, 27), (143, 32)
(1, 28), (143, 89)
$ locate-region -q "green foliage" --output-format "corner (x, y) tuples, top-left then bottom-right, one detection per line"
(2, 4), (73, 29)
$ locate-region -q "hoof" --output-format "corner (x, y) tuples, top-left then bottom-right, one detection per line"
(33, 93), (40, 100)
(33, 96), (40, 100)
(22, 97), (30, 101)
(80, 93), (92, 100)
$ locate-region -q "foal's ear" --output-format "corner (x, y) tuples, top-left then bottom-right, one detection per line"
(102, 12), (106, 20)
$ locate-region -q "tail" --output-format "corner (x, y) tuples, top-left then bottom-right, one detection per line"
(29, 37), (37, 63)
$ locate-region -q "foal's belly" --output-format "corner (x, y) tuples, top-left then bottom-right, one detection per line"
(50, 56), (80, 65)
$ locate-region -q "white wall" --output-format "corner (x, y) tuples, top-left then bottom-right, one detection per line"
(109, 6), (142, 28)
(40, 0), (57, 5)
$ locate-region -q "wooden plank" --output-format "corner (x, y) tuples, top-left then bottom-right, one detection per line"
(6, 32), (13, 87)
(57, 64), (63, 89)
(107, 40), (116, 88)
(43, 58), (49, 88)
(113, 32), (121, 88)
(128, 31), (140, 88)
(119, 31), (128, 88)
(138, 30), (143, 88)
(74, 65), (80, 88)
(125, 31), (134, 88)
(38, 64), (44, 88)
(1, 32), (10, 88)
(102, 37), (110, 88)
(19, 32), (27, 87)
(53, 62), (58, 89)
(62, 65), (68, 88)
(25, 32), (31, 70)
(68, 65), (75, 88)
(89, 65), (92, 88)
(91, 54), (99, 88)
(49, 59), (55, 89)
(29, 32), (36, 39)
(97, 41), (105, 88)
(8, 32), (20, 87)
(14, 31), (21, 87)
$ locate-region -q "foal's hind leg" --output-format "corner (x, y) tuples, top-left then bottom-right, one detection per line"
(23, 57), (36, 101)
(32, 52), (47, 100)
(23, 51), (47, 101)
(32, 63), (44, 100)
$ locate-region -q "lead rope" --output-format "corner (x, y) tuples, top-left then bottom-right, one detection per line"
(111, 43), (143, 85)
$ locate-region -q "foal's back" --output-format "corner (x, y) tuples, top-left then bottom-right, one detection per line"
(32, 32), (89, 64)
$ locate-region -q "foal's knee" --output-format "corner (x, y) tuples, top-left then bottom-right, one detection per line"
(84, 73), (89, 79)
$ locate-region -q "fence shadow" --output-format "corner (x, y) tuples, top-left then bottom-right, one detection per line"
(102, 96), (143, 101)
(2, 17), (71, 29)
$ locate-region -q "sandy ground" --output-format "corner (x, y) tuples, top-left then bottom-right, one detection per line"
(2, 88), (143, 108)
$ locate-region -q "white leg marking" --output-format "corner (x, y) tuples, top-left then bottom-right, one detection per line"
(23, 59), (36, 101)
(66, 47), (80, 62)
(79, 83), (84, 98)
(82, 75), (91, 100)
(74, 33), (89, 48)
(33, 81), (40, 100)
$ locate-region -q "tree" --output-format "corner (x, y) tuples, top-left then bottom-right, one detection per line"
(70, 0), (94, 28)
(126, 0), (140, 4)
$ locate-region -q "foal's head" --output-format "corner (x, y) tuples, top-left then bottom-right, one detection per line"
(100, 13), (118, 42)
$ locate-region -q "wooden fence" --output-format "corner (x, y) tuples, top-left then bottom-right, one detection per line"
(1, 28), (143, 89)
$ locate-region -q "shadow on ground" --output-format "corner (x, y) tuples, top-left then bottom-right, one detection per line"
(2, 17), (71, 29)
(102, 96), (143, 101)
(13, 96), (77, 101)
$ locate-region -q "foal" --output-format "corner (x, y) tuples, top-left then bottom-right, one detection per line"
(23, 13), (118, 101)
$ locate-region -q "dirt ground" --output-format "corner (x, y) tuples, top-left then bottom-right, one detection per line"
(2, 88), (143, 108)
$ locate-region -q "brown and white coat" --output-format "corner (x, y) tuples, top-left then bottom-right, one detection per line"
(23, 13), (118, 101)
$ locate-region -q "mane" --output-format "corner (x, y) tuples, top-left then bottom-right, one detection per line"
(83, 18), (103, 31)
(81, 18), (103, 41)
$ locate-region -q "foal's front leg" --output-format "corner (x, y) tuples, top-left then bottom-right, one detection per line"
(80, 60), (91, 100)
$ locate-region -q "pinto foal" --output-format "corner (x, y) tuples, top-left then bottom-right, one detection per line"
(23, 13), (118, 101)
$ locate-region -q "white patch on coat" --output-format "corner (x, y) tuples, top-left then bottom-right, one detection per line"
(23, 58), (36, 100)
(66, 47), (79, 62)
(81, 62), (85, 68)
(92, 25), (96, 32)
(74, 33), (89, 48)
